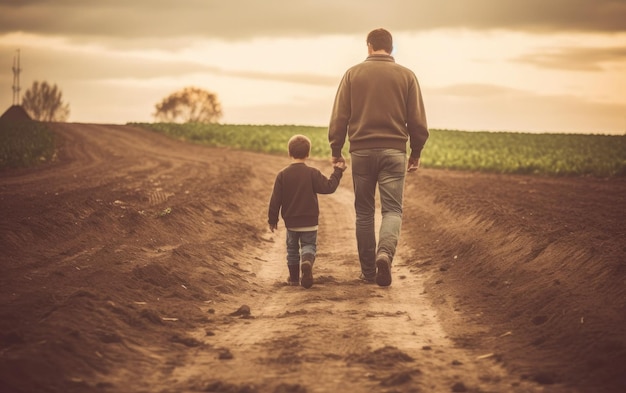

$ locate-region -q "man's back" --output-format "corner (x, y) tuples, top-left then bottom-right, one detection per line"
(268, 163), (342, 229)
(328, 54), (428, 159)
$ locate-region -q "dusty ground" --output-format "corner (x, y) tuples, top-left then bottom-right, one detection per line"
(0, 124), (624, 393)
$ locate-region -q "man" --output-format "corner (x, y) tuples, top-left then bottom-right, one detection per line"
(328, 28), (429, 287)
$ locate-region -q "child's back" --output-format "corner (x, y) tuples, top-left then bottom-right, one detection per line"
(267, 134), (346, 288)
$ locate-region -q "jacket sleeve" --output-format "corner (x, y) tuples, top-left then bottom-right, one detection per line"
(268, 173), (282, 225)
(328, 72), (351, 158)
(312, 167), (343, 195)
(406, 75), (429, 159)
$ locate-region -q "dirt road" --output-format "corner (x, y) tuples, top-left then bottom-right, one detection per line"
(1, 124), (624, 393)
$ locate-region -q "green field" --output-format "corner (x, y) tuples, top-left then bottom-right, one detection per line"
(135, 123), (626, 177)
(2, 120), (623, 177)
(0, 120), (56, 169)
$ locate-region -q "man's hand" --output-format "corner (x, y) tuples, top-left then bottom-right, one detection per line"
(407, 157), (420, 172)
(331, 156), (345, 165)
(269, 223), (277, 232)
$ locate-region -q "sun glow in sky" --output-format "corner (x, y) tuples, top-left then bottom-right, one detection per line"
(1, 0), (625, 134)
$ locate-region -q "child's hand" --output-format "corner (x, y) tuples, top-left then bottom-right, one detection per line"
(269, 223), (277, 232)
(333, 161), (347, 172)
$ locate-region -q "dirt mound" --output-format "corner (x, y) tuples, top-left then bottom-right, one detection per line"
(402, 170), (626, 391)
(0, 105), (32, 122)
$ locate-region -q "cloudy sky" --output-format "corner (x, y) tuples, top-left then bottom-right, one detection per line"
(1, 0), (625, 134)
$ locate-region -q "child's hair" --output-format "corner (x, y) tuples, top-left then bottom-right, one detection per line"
(288, 134), (311, 159)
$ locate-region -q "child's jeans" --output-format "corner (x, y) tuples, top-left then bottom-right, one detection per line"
(286, 230), (317, 266)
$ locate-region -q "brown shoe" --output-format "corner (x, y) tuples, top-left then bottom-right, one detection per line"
(359, 273), (376, 284)
(375, 254), (392, 287)
(301, 261), (313, 289)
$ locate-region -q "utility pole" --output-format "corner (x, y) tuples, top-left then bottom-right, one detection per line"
(12, 49), (21, 105)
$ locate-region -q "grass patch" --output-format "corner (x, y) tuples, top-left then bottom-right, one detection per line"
(422, 130), (626, 177)
(0, 121), (56, 170)
(135, 123), (332, 158)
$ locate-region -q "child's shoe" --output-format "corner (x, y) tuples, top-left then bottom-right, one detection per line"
(300, 254), (315, 289)
(300, 262), (313, 289)
(287, 264), (300, 286)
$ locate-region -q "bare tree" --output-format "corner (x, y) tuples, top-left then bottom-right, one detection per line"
(22, 81), (70, 122)
(154, 87), (223, 123)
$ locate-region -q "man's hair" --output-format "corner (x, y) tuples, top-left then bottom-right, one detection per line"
(288, 134), (311, 159)
(367, 28), (393, 53)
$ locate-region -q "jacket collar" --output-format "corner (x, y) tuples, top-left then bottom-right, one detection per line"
(365, 54), (395, 62)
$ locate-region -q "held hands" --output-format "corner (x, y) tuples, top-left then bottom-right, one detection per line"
(332, 155), (347, 172)
(333, 161), (347, 172)
(407, 157), (421, 173)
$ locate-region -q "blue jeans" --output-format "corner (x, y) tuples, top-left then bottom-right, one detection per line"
(286, 230), (317, 266)
(351, 149), (406, 278)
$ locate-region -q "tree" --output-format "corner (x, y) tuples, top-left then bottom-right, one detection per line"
(22, 81), (70, 122)
(154, 87), (223, 123)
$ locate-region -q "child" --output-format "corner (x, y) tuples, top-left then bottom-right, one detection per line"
(268, 134), (346, 288)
